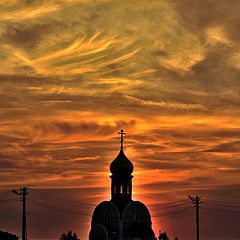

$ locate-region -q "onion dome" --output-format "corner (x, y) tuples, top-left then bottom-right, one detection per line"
(110, 149), (134, 175)
(110, 129), (133, 175)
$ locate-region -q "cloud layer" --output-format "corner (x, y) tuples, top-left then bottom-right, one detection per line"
(0, 1), (240, 240)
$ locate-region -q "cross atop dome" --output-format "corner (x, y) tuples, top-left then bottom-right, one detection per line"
(110, 129), (133, 176)
(118, 129), (126, 150)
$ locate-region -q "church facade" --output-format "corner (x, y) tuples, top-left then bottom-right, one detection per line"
(89, 130), (157, 240)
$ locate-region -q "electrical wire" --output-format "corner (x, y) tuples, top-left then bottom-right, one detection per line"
(0, 199), (19, 204)
(151, 199), (189, 207)
(150, 203), (190, 213)
(27, 200), (91, 217)
(152, 205), (193, 217)
(27, 191), (93, 214)
(3, 187), (240, 221)
(30, 189), (95, 208)
(27, 201), (92, 215)
(29, 193), (91, 209)
(28, 191), (192, 219)
(204, 197), (240, 204)
(204, 201), (240, 209)
(202, 207), (240, 214)
(28, 195), (93, 213)
(0, 197), (20, 204)
(154, 207), (193, 223)
(151, 202), (189, 210)
(0, 197), (20, 201)
(0, 189), (13, 194)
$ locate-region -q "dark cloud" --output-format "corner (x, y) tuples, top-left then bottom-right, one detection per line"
(141, 180), (193, 190)
(33, 120), (136, 137)
(206, 140), (240, 153)
(2, 23), (51, 48)
(172, 0), (240, 35)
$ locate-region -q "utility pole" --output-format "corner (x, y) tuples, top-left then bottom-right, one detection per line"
(188, 195), (201, 240)
(12, 187), (28, 240)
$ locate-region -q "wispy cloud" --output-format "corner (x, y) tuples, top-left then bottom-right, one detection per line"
(0, 3), (60, 21)
(0, 0), (240, 239)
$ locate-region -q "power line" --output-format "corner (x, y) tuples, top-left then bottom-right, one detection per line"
(27, 200), (92, 215)
(204, 201), (240, 209)
(12, 187), (28, 240)
(188, 195), (201, 240)
(29, 189), (95, 208)
(27, 195), (93, 214)
(0, 189), (14, 194)
(151, 199), (189, 207)
(3, 187), (240, 238)
(154, 207), (193, 223)
(161, 208), (192, 223)
(27, 200), (91, 217)
(202, 207), (240, 214)
(204, 197), (240, 204)
(151, 206), (191, 216)
(0, 197), (20, 201)
(0, 199), (19, 204)
(28, 193), (92, 210)
(153, 206), (192, 217)
(151, 202), (189, 211)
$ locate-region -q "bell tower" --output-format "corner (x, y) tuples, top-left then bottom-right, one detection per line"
(110, 130), (133, 213)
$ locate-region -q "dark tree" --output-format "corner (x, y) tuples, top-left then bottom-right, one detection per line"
(59, 231), (79, 240)
(158, 231), (169, 240)
(0, 231), (18, 240)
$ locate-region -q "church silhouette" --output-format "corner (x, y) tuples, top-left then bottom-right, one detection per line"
(89, 130), (157, 240)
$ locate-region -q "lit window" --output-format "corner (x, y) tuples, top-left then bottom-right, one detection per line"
(120, 185), (123, 193)
(114, 185), (117, 194)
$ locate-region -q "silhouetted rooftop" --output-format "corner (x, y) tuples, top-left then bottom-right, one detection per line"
(110, 149), (133, 175)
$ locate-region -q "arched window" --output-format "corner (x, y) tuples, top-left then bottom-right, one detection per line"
(120, 185), (123, 193)
(127, 185), (130, 194)
(114, 185), (117, 194)
(104, 210), (107, 223)
(134, 211), (137, 221)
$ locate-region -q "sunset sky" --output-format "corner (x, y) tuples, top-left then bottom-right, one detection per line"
(0, 0), (240, 239)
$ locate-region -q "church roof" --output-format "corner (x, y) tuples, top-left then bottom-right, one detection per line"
(110, 149), (134, 175)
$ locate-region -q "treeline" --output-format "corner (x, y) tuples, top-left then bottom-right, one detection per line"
(0, 229), (177, 240)
(0, 231), (18, 240)
(158, 231), (178, 240)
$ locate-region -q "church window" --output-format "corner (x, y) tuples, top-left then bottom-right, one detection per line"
(114, 185), (117, 194)
(127, 185), (130, 194)
(134, 211), (137, 221)
(120, 185), (123, 193)
(104, 211), (107, 223)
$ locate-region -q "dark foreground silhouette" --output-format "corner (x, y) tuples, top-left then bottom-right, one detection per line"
(158, 231), (178, 240)
(59, 230), (80, 240)
(0, 230), (18, 240)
